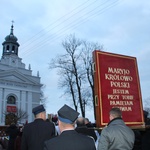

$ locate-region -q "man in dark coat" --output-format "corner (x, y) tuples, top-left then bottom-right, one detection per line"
(21, 105), (56, 150)
(5, 123), (19, 150)
(44, 104), (96, 150)
(75, 117), (97, 141)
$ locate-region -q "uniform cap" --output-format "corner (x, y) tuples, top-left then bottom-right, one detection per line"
(32, 105), (45, 115)
(58, 104), (79, 124)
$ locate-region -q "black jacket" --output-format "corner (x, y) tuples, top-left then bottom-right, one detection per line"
(5, 124), (20, 150)
(75, 126), (97, 141)
(21, 119), (55, 150)
(44, 130), (96, 150)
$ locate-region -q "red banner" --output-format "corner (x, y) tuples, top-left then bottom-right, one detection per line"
(93, 50), (144, 128)
(7, 106), (17, 113)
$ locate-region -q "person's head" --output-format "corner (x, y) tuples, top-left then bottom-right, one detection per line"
(109, 107), (122, 121)
(76, 117), (85, 127)
(32, 105), (46, 120)
(57, 104), (79, 132)
(84, 118), (90, 124)
(52, 114), (58, 125)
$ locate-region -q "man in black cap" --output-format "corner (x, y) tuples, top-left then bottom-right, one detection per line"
(21, 105), (56, 150)
(44, 104), (96, 150)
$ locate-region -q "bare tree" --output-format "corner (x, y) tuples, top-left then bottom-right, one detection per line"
(15, 108), (28, 124)
(58, 69), (78, 111)
(49, 34), (85, 115)
(49, 34), (103, 118)
(40, 84), (47, 106)
(81, 41), (103, 119)
(4, 108), (28, 125)
(62, 35), (86, 116)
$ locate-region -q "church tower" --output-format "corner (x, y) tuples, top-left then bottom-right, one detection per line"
(2, 23), (19, 56)
(0, 23), (42, 125)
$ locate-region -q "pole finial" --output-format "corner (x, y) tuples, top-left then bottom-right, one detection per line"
(12, 20), (14, 25)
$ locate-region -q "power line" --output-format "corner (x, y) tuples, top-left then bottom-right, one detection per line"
(20, 0), (110, 51)
(20, 0), (120, 57)
(20, 0), (122, 57)
(20, 0), (94, 48)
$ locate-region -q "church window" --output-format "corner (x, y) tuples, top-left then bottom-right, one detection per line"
(7, 96), (16, 104)
(12, 46), (15, 52)
(12, 46), (15, 50)
(6, 45), (9, 50)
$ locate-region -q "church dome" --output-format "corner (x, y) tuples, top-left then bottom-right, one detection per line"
(5, 34), (18, 42)
(5, 25), (18, 42)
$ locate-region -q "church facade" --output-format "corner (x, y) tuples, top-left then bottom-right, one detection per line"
(0, 24), (42, 125)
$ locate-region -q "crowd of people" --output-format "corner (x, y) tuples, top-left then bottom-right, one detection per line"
(0, 104), (150, 150)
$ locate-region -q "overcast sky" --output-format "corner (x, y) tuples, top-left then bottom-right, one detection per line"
(0, 0), (150, 121)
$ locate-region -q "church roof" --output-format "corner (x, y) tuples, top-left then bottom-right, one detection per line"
(0, 69), (42, 86)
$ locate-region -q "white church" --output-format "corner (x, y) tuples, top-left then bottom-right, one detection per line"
(0, 24), (42, 125)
